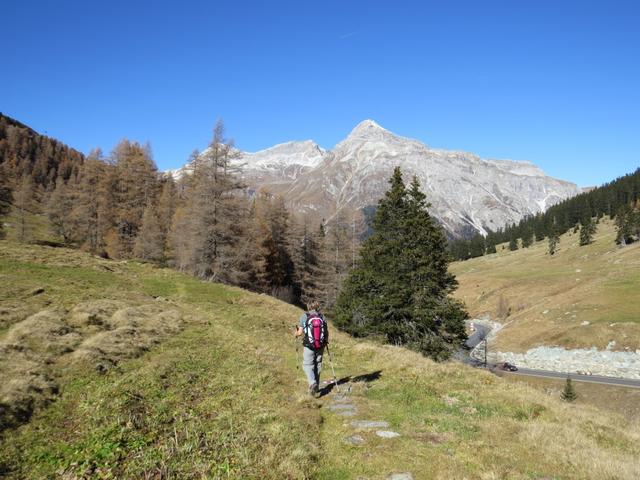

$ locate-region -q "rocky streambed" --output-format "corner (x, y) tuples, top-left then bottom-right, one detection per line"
(469, 318), (640, 380)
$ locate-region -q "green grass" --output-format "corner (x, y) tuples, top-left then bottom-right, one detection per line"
(1, 240), (640, 479)
(0, 241), (318, 479)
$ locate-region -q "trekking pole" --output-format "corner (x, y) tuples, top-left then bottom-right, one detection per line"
(293, 325), (300, 370)
(326, 344), (340, 394)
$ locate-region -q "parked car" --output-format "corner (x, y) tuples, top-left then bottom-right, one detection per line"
(499, 362), (518, 372)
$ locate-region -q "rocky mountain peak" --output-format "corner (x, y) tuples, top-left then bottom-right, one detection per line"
(346, 119), (390, 140)
(170, 121), (580, 238)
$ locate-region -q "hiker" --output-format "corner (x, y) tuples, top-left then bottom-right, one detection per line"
(295, 300), (328, 397)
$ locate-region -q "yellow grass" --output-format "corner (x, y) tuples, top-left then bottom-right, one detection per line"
(450, 219), (640, 352)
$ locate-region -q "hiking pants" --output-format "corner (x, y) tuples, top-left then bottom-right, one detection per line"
(302, 346), (324, 386)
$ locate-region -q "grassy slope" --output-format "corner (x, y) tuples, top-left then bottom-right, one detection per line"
(1, 241), (639, 479)
(450, 219), (640, 353)
(499, 373), (640, 421)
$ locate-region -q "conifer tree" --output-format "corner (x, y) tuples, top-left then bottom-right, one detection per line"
(71, 153), (114, 255)
(334, 168), (467, 361)
(157, 177), (177, 257)
(548, 221), (560, 255)
(508, 235), (519, 251)
(579, 216), (597, 246)
(485, 232), (497, 254)
(0, 167), (12, 239)
(185, 120), (246, 283)
(521, 227), (534, 248)
(46, 177), (75, 243)
(110, 140), (159, 257)
(168, 205), (192, 271)
(561, 376), (577, 402)
(615, 205), (635, 246)
(469, 234), (485, 258)
(320, 212), (354, 307)
(290, 216), (323, 305)
(533, 214), (546, 242)
(134, 203), (165, 262)
(251, 193), (297, 301)
(12, 175), (36, 243)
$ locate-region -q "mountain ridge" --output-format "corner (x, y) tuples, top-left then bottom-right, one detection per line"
(170, 120), (580, 238)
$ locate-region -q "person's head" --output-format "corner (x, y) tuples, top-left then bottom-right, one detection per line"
(307, 300), (320, 312)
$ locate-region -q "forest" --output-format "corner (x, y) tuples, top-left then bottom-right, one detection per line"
(449, 167), (640, 260)
(0, 113), (356, 308)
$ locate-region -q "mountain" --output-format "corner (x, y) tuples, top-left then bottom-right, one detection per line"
(170, 120), (580, 238)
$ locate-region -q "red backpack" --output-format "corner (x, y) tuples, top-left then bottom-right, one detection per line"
(303, 312), (328, 350)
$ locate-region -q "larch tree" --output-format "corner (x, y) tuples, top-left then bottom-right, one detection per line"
(0, 165), (12, 239)
(46, 176), (76, 244)
(187, 120), (246, 283)
(252, 192), (297, 302)
(12, 175), (37, 243)
(168, 205), (192, 271)
(321, 212), (354, 308)
(157, 176), (177, 257)
(333, 168), (467, 361)
(290, 215), (323, 305)
(71, 152), (114, 255)
(134, 203), (165, 263)
(110, 140), (159, 258)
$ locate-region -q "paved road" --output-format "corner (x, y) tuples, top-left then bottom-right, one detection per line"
(464, 323), (489, 350)
(459, 321), (640, 388)
(498, 367), (640, 389)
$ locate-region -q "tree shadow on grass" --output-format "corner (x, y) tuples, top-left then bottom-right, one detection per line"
(319, 370), (383, 397)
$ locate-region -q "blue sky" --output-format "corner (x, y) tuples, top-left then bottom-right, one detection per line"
(2, 0), (639, 187)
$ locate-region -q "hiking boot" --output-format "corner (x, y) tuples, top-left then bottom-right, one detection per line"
(308, 384), (319, 397)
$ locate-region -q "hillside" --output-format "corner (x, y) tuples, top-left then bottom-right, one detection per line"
(0, 112), (84, 189)
(1, 241), (639, 479)
(451, 219), (640, 374)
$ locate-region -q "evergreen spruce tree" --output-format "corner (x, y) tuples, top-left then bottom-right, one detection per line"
(521, 227), (534, 248)
(615, 205), (634, 246)
(508, 235), (519, 251)
(333, 168), (467, 361)
(254, 194), (297, 302)
(469, 234), (485, 258)
(485, 232), (497, 254)
(548, 221), (560, 255)
(533, 215), (546, 242)
(561, 376), (577, 402)
(579, 216), (596, 246)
